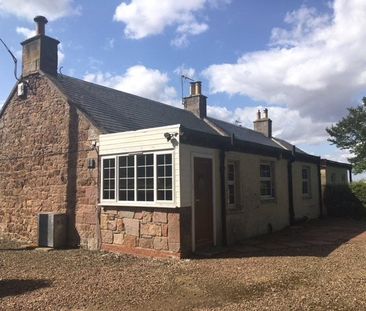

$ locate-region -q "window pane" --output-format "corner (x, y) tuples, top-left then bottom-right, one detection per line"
(302, 181), (308, 194)
(120, 179), (126, 189)
(146, 154), (153, 165)
(119, 190), (127, 201)
(157, 177), (164, 189)
(228, 184), (235, 204)
(302, 168), (308, 179)
(119, 156), (126, 167)
(260, 164), (271, 178)
(146, 178), (154, 189)
(146, 166), (153, 177)
(137, 191), (145, 201)
(127, 156), (134, 166)
(146, 190), (154, 201)
(157, 166), (164, 176)
(128, 190), (134, 201)
(119, 168), (126, 178)
(165, 154), (172, 164)
(166, 191), (172, 200)
(157, 190), (164, 200)
(166, 165), (172, 176)
(260, 181), (272, 196)
(166, 178), (172, 189)
(228, 164), (235, 181)
(137, 155), (145, 166)
(128, 178), (134, 188)
(157, 155), (165, 165)
(137, 178), (145, 189)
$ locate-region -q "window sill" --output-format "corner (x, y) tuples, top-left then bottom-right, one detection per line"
(98, 202), (179, 209)
(302, 195), (313, 200)
(260, 196), (276, 203)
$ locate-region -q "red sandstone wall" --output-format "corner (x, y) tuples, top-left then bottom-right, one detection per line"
(0, 74), (99, 249)
(100, 207), (183, 258)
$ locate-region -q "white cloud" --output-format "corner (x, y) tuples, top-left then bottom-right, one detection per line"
(203, 0), (366, 123)
(84, 65), (178, 106)
(0, 0), (80, 21)
(16, 27), (35, 39)
(113, 0), (229, 46)
(207, 105), (330, 145)
(174, 65), (196, 79)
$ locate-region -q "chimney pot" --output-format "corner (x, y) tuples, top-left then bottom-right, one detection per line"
(34, 16), (48, 35)
(190, 82), (196, 96)
(257, 109), (261, 120)
(263, 108), (268, 119)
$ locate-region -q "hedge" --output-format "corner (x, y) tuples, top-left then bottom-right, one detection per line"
(324, 182), (366, 218)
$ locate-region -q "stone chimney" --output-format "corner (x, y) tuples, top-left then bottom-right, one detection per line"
(21, 16), (60, 76)
(253, 108), (272, 137)
(183, 81), (207, 119)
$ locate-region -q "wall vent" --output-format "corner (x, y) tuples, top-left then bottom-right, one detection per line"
(17, 82), (25, 97)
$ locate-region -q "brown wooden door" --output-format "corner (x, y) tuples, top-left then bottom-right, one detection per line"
(194, 157), (213, 249)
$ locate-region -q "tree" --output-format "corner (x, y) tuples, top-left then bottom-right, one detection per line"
(326, 97), (366, 174)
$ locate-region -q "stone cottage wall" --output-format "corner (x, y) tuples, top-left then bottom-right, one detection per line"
(100, 206), (192, 258)
(0, 73), (99, 249)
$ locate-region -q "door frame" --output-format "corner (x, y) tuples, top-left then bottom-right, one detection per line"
(191, 152), (217, 252)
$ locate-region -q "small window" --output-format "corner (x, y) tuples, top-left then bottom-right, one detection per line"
(260, 163), (274, 198)
(302, 166), (311, 197)
(227, 161), (240, 208)
(102, 158), (115, 200)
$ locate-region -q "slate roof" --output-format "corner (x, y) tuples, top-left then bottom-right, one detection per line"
(48, 74), (217, 135)
(207, 117), (282, 149)
(48, 73), (311, 156)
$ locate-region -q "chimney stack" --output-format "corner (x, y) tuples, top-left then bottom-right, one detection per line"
(21, 16), (59, 76)
(253, 108), (272, 137)
(183, 81), (207, 119)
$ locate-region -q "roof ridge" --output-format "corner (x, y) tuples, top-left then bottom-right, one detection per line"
(207, 116), (266, 136)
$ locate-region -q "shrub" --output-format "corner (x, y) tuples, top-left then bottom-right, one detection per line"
(324, 183), (366, 218)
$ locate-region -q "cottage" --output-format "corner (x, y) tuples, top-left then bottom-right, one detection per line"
(0, 16), (340, 258)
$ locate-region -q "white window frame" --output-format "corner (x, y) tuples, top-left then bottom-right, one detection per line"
(227, 160), (240, 209)
(259, 162), (275, 199)
(101, 155), (117, 203)
(100, 151), (175, 207)
(302, 166), (311, 198)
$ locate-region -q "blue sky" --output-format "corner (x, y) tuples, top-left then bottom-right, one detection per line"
(0, 0), (365, 178)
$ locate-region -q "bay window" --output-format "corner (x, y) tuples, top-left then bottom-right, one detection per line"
(101, 152), (173, 203)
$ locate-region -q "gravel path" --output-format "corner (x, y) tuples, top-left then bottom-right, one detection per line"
(1, 218), (366, 310)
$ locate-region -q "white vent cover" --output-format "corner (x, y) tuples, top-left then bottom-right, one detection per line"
(17, 82), (25, 97)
